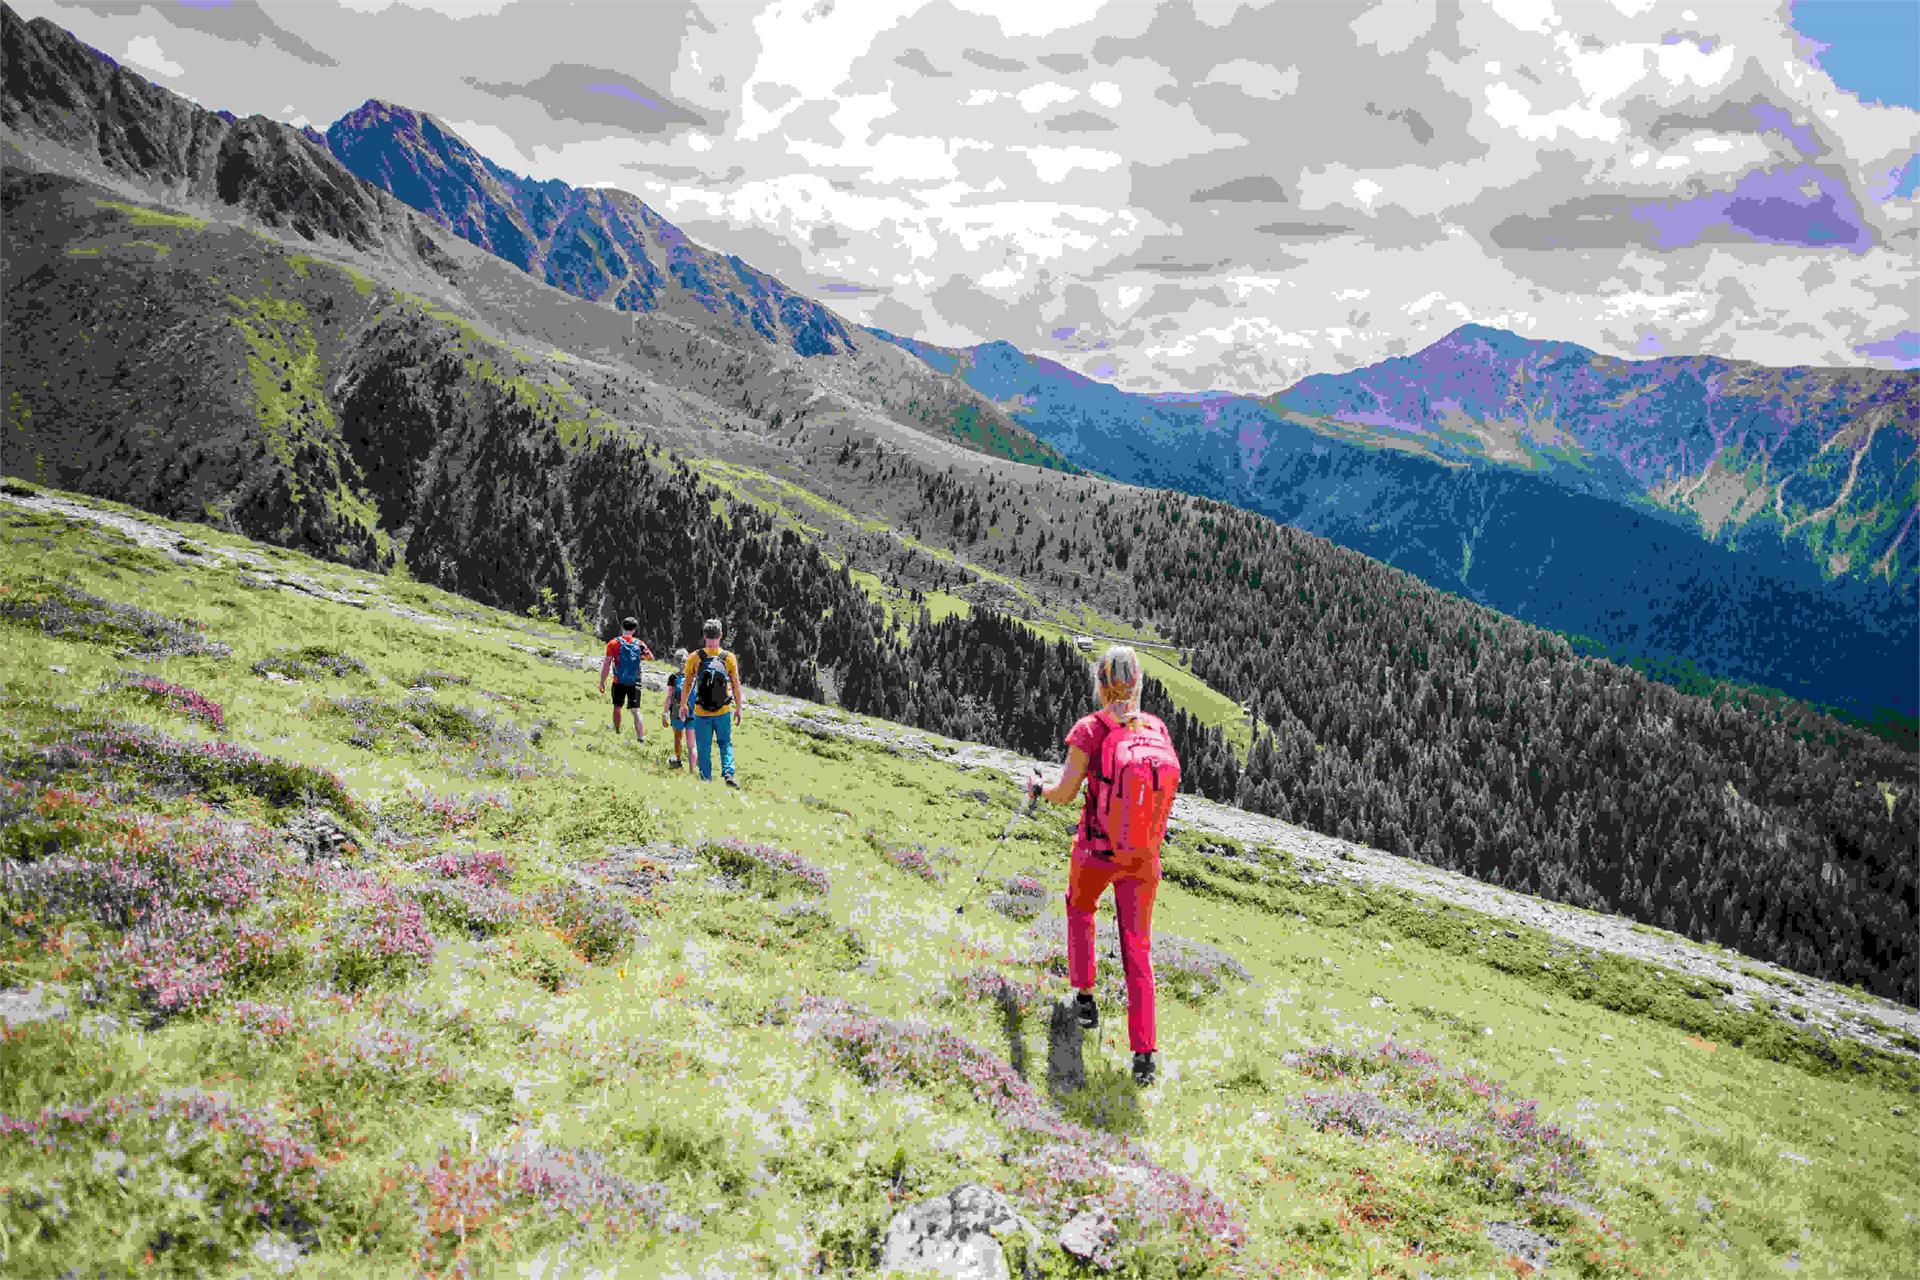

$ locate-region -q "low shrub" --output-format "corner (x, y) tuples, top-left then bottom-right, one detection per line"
(326, 694), (546, 779)
(0, 1089), (329, 1275)
(409, 879), (524, 937)
(503, 929), (582, 992)
(29, 724), (365, 823)
(790, 996), (1245, 1257)
(697, 838), (830, 897)
(0, 580), (229, 658)
(379, 787), (513, 838)
(986, 874), (1049, 921)
(415, 847), (513, 889)
(1286, 1040), (1592, 1209)
(251, 645), (366, 680)
(410, 1143), (691, 1277)
(307, 867), (437, 989)
(534, 881), (639, 962)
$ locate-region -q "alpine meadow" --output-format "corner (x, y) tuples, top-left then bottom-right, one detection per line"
(1, 3), (1917, 1279)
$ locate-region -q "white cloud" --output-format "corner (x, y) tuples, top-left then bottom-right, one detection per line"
(1019, 145), (1123, 184)
(1017, 82), (1078, 113)
(124, 34), (182, 79)
(1203, 59), (1298, 101)
(948, 0), (1106, 40)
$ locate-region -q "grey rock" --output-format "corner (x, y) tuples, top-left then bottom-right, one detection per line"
(0, 984), (69, 1027)
(251, 1232), (305, 1275)
(1488, 1222), (1555, 1273)
(880, 1183), (1031, 1280)
(1058, 1208), (1119, 1267)
(283, 808), (357, 862)
(1046, 998), (1086, 1096)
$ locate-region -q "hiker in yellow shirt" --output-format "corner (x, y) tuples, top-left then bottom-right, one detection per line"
(678, 617), (743, 786)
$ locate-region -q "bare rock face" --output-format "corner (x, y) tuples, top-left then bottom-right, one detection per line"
(880, 1184), (1032, 1280)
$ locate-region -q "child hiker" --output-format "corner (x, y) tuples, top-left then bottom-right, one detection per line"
(678, 618), (743, 787)
(661, 648), (692, 770)
(1027, 646), (1181, 1088)
(597, 617), (653, 742)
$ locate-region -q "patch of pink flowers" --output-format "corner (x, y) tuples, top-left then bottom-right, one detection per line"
(416, 848), (513, 888)
(310, 866), (437, 987)
(124, 675), (226, 729)
(953, 968), (1043, 1009)
(862, 831), (946, 884)
(306, 1021), (459, 1094)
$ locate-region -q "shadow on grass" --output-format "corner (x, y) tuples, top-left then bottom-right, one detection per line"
(1044, 996), (1145, 1136)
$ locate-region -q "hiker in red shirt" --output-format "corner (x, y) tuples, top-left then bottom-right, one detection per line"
(1028, 645), (1181, 1088)
(597, 616), (653, 742)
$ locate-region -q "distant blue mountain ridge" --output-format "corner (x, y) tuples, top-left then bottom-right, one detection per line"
(870, 326), (1919, 723)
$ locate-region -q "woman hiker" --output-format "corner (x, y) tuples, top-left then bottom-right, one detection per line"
(661, 647), (693, 771)
(1027, 645), (1181, 1088)
(678, 618), (744, 787)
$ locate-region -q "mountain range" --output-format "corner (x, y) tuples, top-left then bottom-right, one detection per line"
(870, 328), (1919, 723)
(1, 0), (1913, 732)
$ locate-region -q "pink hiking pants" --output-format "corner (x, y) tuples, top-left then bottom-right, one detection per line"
(1065, 846), (1159, 1054)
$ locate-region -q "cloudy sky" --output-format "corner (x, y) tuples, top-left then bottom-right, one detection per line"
(19, 0), (1920, 391)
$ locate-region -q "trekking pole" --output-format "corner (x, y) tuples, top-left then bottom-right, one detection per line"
(955, 774), (1040, 915)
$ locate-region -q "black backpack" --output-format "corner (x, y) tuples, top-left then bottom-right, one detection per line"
(694, 651), (731, 712)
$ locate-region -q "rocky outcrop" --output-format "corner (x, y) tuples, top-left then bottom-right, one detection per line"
(1, 3), (438, 257)
(880, 1184), (1036, 1280)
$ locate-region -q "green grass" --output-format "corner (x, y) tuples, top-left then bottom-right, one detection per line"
(288, 253), (372, 295)
(94, 198), (209, 231)
(1, 488), (1915, 1279)
(1017, 617), (1250, 755)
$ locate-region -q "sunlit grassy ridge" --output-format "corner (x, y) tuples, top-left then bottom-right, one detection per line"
(1, 487), (1915, 1279)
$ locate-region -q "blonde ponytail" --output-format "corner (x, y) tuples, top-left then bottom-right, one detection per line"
(1093, 645), (1142, 717)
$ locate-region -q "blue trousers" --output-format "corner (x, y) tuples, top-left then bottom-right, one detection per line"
(691, 713), (734, 781)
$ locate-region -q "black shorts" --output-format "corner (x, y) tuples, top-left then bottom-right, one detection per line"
(610, 682), (643, 709)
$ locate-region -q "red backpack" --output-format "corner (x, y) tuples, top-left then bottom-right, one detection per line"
(1092, 711), (1181, 867)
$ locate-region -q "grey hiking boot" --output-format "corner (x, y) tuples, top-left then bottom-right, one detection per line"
(724, 775), (739, 789)
(1132, 1052), (1156, 1088)
(1074, 991), (1098, 1030)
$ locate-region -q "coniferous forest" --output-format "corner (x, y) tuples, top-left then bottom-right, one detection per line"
(766, 465), (1916, 1006)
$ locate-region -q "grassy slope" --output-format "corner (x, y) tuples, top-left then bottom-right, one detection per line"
(1, 487), (1916, 1279)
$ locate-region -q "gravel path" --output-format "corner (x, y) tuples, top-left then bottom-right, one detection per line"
(9, 486), (1914, 1058)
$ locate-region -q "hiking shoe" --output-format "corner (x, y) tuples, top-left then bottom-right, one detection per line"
(1132, 1052), (1156, 1088)
(1073, 992), (1099, 1031)
(724, 775), (739, 789)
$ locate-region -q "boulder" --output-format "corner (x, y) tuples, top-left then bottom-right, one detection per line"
(283, 807), (357, 863)
(1487, 1222), (1555, 1273)
(880, 1183), (1033, 1280)
(1058, 1208), (1119, 1268)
